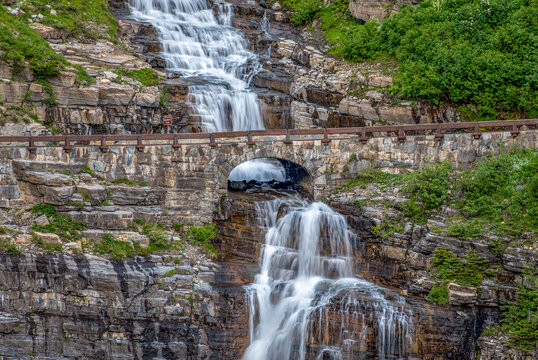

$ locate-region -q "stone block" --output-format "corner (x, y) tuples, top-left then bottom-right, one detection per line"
(448, 282), (477, 306)
(34, 232), (62, 245)
(38, 185), (75, 205)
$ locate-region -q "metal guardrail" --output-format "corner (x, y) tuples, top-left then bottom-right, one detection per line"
(0, 119), (535, 153)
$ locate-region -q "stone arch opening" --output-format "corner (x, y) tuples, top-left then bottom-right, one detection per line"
(227, 158), (313, 199)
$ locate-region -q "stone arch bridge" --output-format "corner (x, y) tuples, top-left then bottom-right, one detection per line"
(0, 120), (536, 224)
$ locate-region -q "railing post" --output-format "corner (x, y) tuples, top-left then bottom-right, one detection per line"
(397, 128), (406, 142)
(136, 137), (145, 152)
(100, 137), (109, 153)
(321, 129), (330, 145)
(435, 124), (444, 140)
(283, 129), (292, 145)
(63, 138), (73, 153)
(472, 124), (482, 139)
(172, 136), (181, 150)
(209, 133), (217, 148)
(247, 132), (255, 146)
(27, 138), (36, 153)
(510, 124), (520, 138)
(359, 128), (368, 144)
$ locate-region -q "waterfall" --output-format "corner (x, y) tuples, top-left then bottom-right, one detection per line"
(243, 196), (413, 360)
(128, 0), (264, 132)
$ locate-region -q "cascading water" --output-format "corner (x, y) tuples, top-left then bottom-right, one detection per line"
(128, 0), (264, 132)
(243, 195), (413, 360)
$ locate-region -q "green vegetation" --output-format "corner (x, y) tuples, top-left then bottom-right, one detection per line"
(501, 266), (538, 351)
(456, 147), (537, 239)
(31, 204), (86, 241)
(19, 0), (119, 41)
(73, 65), (95, 86)
(0, 239), (21, 255)
(281, 0), (537, 119)
(341, 148), (537, 241)
(0, 6), (65, 80)
(80, 165), (95, 177)
(113, 68), (162, 87)
(372, 217), (403, 239)
(428, 283), (449, 305)
(183, 223), (218, 254)
(32, 234), (63, 253)
(112, 178), (148, 187)
(93, 233), (135, 260)
(430, 248), (488, 287)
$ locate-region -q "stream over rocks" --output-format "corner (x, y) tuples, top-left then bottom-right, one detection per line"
(128, 0), (264, 132)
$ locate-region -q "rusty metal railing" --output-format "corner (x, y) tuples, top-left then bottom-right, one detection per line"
(0, 119), (535, 153)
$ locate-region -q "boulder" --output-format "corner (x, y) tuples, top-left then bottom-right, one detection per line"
(34, 232), (62, 245)
(447, 282), (477, 306)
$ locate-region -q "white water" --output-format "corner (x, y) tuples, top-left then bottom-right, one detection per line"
(229, 158), (286, 182)
(244, 196), (413, 360)
(128, 0), (264, 132)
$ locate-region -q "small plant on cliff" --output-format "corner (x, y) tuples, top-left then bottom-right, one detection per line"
(93, 233), (135, 260)
(31, 204), (86, 241)
(113, 68), (162, 87)
(428, 283), (449, 305)
(430, 248), (488, 287)
(0, 239), (21, 255)
(81, 165), (95, 177)
(500, 266), (538, 351)
(183, 223), (218, 255)
(32, 234), (63, 253)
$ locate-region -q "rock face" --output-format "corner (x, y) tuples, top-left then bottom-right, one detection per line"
(0, 253), (249, 359)
(348, 0), (417, 22)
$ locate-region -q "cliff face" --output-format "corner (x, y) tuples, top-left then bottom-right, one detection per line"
(0, 253), (249, 359)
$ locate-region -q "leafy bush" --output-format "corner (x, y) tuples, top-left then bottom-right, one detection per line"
(93, 233), (135, 260)
(430, 248), (488, 287)
(444, 218), (485, 240)
(500, 266), (538, 351)
(428, 283), (449, 305)
(183, 223), (218, 254)
(283, 0), (538, 119)
(140, 222), (169, 249)
(456, 148), (537, 238)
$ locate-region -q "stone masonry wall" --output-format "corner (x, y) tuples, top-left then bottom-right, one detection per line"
(0, 130), (536, 226)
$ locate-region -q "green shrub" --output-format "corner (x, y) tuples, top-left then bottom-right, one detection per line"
(428, 283), (449, 305)
(93, 233), (135, 260)
(456, 148), (537, 238)
(31, 204), (86, 241)
(501, 266), (538, 351)
(141, 222), (169, 249)
(73, 65), (95, 86)
(81, 165), (94, 177)
(281, 0), (538, 119)
(430, 248), (488, 287)
(183, 223), (218, 254)
(445, 218), (485, 240)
